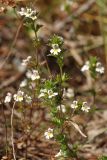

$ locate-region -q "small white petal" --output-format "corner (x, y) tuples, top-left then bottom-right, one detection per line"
(44, 128), (53, 139)
(13, 91), (24, 102)
(26, 69), (40, 80)
(18, 7), (37, 20)
(20, 79), (27, 87)
(38, 93), (45, 98)
(71, 100), (78, 109)
(55, 150), (63, 157)
(81, 102), (90, 112)
(50, 49), (54, 53)
(4, 92), (12, 103)
(81, 61), (89, 72)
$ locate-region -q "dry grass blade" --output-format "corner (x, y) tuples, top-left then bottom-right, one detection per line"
(70, 121), (87, 138)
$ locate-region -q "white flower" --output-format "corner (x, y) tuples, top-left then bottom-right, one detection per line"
(81, 60), (104, 75)
(4, 92), (12, 103)
(38, 89), (47, 98)
(38, 89), (58, 99)
(48, 90), (58, 98)
(38, 92), (45, 98)
(81, 102), (90, 112)
(26, 69), (40, 80)
(20, 79), (27, 87)
(50, 48), (61, 55)
(55, 150), (63, 157)
(71, 100), (78, 109)
(50, 44), (61, 56)
(81, 61), (89, 72)
(65, 88), (74, 98)
(13, 91), (24, 102)
(57, 105), (66, 113)
(96, 62), (104, 74)
(44, 128), (53, 139)
(18, 7), (25, 16)
(18, 7), (37, 20)
(21, 56), (31, 66)
(25, 95), (32, 104)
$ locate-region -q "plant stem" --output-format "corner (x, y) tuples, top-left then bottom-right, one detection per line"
(11, 101), (16, 160)
(2, 104), (8, 156)
(59, 65), (63, 119)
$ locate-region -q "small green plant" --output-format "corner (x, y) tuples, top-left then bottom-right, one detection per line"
(81, 56), (104, 79)
(2, 5), (105, 160)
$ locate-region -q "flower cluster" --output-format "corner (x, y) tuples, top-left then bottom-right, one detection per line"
(44, 128), (54, 139)
(21, 56), (31, 66)
(71, 100), (90, 112)
(4, 92), (12, 103)
(39, 88), (58, 99)
(18, 7), (37, 21)
(49, 35), (63, 58)
(81, 60), (104, 75)
(26, 69), (40, 81)
(13, 90), (32, 104)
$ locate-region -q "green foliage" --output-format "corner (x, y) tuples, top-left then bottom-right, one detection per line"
(49, 34), (64, 47)
(96, 0), (107, 9)
(99, 156), (107, 160)
(44, 80), (56, 90)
